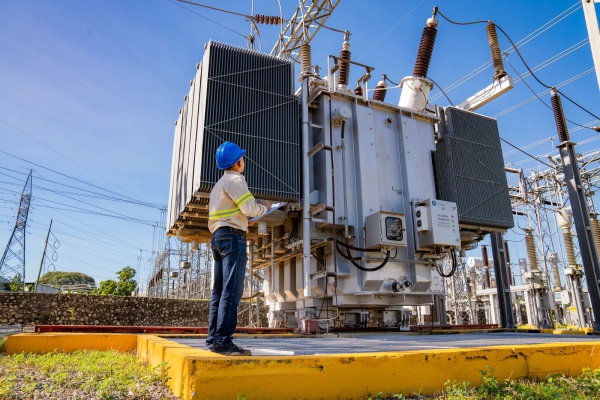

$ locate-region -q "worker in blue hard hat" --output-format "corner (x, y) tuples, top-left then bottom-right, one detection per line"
(206, 141), (271, 356)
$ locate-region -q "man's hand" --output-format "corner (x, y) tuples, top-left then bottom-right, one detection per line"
(262, 200), (271, 210)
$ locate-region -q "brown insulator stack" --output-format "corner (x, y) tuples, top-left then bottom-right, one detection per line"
(300, 42), (312, 76)
(413, 19), (438, 78)
(335, 32), (352, 88)
(486, 22), (506, 80)
(551, 89), (570, 142)
(354, 84), (363, 96)
(255, 15), (283, 25)
(524, 228), (539, 272)
(590, 213), (600, 257)
(373, 78), (387, 101)
(337, 45), (351, 87)
(504, 240), (513, 285)
(562, 228), (577, 267)
(481, 245), (491, 288)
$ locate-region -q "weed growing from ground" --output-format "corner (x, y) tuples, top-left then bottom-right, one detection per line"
(0, 350), (177, 400)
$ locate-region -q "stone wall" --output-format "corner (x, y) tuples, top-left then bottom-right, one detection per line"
(0, 293), (267, 327)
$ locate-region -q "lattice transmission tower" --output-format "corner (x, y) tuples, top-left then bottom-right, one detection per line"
(0, 170), (33, 289)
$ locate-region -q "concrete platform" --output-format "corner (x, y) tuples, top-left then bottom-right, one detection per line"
(9, 331), (600, 399)
(172, 331), (600, 356)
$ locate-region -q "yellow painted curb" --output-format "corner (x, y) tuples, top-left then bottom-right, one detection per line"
(137, 335), (600, 400)
(541, 329), (587, 335)
(6, 333), (137, 355)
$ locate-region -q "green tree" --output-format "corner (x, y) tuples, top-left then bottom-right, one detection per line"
(9, 273), (23, 292)
(39, 271), (95, 287)
(94, 267), (137, 296)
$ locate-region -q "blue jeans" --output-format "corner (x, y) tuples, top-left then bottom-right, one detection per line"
(206, 229), (247, 349)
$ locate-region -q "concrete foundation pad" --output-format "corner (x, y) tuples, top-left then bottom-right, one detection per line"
(139, 332), (600, 399)
(8, 331), (600, 399)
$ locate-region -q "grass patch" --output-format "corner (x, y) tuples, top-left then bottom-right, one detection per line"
(366, 367), (600, 399)
(0, 350), (177, 399)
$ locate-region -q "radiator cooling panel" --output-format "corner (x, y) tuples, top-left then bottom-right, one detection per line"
(433, 107), (514, 230)
(167, 42), (300, 237)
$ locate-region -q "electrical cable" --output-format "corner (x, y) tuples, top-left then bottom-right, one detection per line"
(0, 150), (153, 205)
(167, 0), (248, 38)
(0, 119), (148, 202)
(493, 23), (600, 121)
(436, 250), (457, 278)
(357, 0), (426, 60)
(503, 54), (598, 132)
(435, 9), (487, 25)
(0, 96), (169, 164)
(0, 165), (165, 208)
(426, 76), (455, 106)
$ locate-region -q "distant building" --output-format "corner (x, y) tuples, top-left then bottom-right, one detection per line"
(0, 276), (10, 292)
(24, 283), (60, 294)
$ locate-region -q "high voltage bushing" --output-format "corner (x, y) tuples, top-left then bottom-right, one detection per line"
(524, 228), (540, 271)
(337, 33), (351, 87)
(300, 42), (312, 77)
(486, 22), (506, 80)
(562, 228), (577, 267)
(413, 12), (438, 78)
(551, 89), (570, 142)
(590, 213), (600, 257)
(373, 76), (387, 101)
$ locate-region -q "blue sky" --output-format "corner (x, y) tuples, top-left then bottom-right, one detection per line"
(0, 0), (598, 290)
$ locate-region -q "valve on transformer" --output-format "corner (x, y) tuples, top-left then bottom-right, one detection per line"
(372, 75), (387, 102)
(398, 7), (437, 111)
(337, 31), (351, 90)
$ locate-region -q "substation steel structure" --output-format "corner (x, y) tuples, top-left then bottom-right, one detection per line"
(476, 148), (600, 329)
(164, 8), (528, 331)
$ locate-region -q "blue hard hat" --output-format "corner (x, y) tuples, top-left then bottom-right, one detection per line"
(215, 141), (246, 170)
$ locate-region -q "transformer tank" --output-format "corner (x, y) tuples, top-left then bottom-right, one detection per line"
(166, 37), (513, 330)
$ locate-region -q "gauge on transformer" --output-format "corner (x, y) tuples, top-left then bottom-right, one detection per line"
(385, 217), (403, 241)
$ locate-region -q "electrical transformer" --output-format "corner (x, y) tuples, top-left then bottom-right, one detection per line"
(167, 13), (513, 330)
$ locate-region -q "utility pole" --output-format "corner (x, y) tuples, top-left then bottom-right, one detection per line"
(552, 88), (600, 331)
(0, 170), (32, 290)
(34, 220), (53, 293)
(582, 0), (600, 91)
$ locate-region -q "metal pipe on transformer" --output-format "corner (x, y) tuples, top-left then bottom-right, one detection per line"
(301, 75), (312, 299)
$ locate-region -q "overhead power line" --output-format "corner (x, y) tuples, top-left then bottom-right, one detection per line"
(0, 96), (168, 164)
(493, 68), (595, 118)
(0, 149), (158, 206)
(357, 0), (426, 60)
(0, 121), (149, 202)
(167, 0), (248, 38)
(0, 167), (163, 209)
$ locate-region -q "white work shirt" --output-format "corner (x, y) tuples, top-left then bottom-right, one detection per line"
(208, 170), (267, 233)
